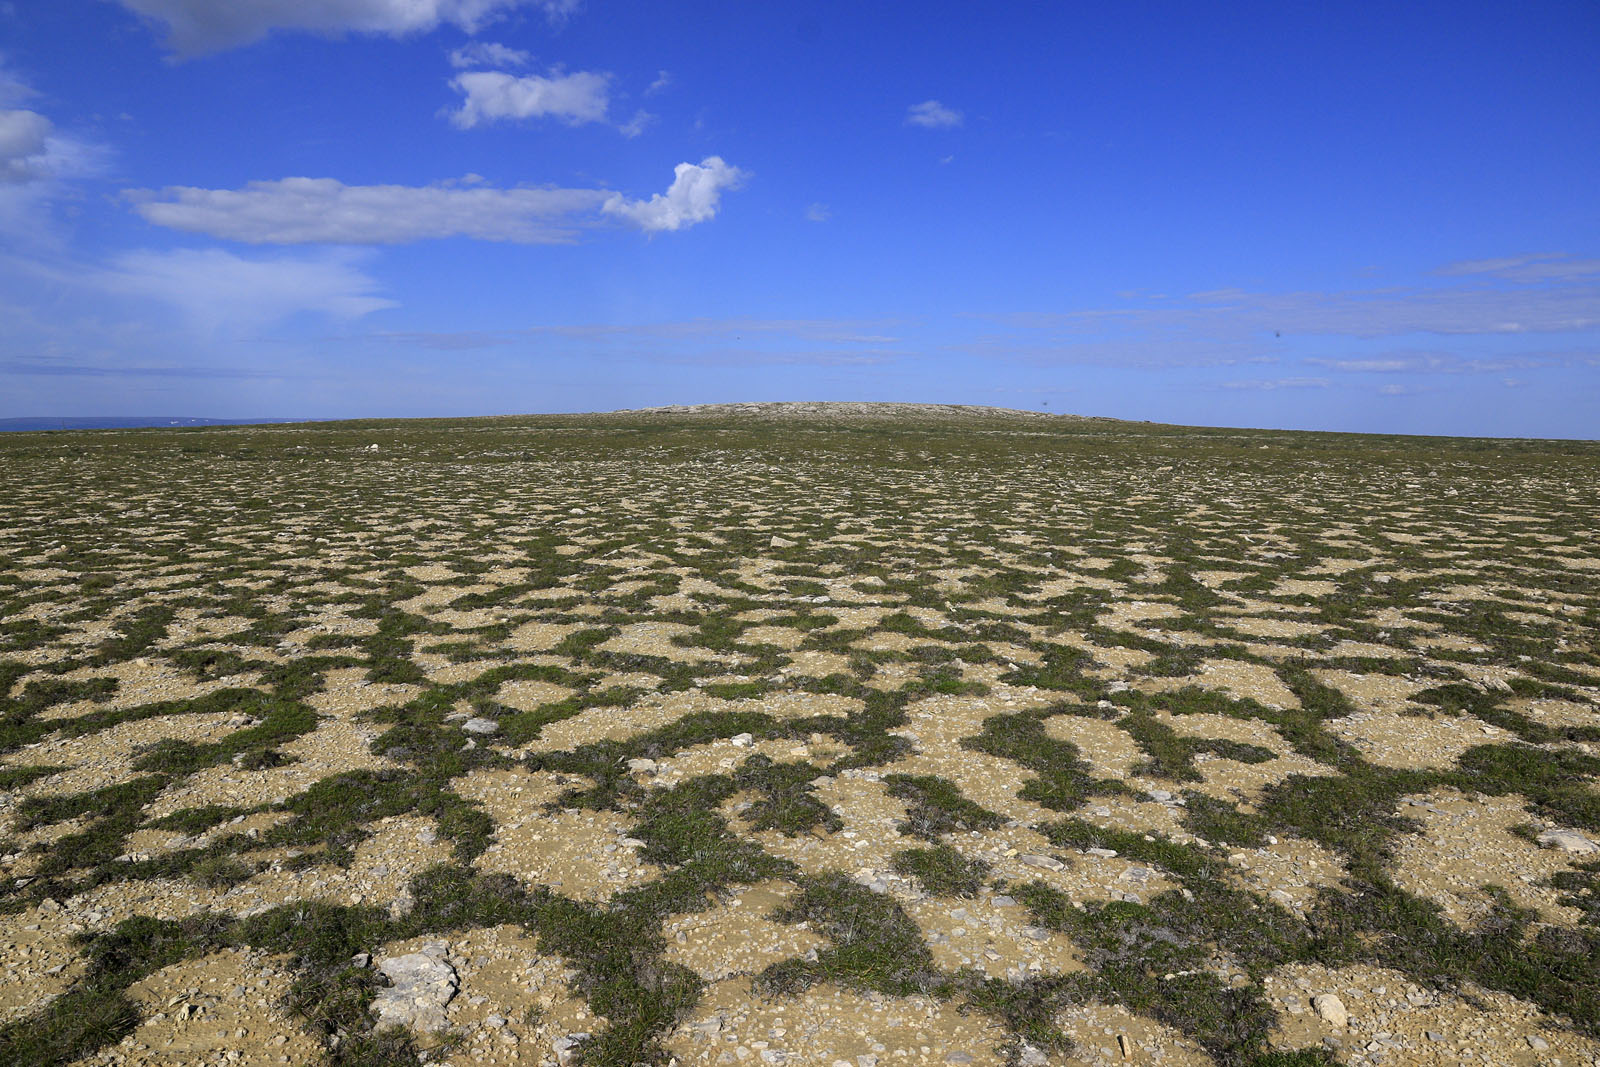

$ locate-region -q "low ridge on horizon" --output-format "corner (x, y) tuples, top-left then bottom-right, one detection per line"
(613, 400), (1098, 419)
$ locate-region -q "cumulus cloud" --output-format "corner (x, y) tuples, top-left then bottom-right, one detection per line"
(0, 108), (52, 182)
(130, 161), (746, 243)
(448, 69), (611, 128)
(115, 0), (578, 56)
(905, 99), (962, 128)
(0, 90), (108, 243)
(448, 41), (530, 69)
(99, 248), (395, 332)
(602, 156), (746, 233)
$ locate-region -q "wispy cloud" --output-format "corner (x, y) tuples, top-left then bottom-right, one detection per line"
(1301, 350), (1583, 374)
(617, 109), (654, 139)
(520, 317), (900, 344)
(114, 0), (579, 56)
(361, 317), (907, 366)
(905, 99), (963, 129)
(645, 70), (672, 96)
(0, 64), (35, 107)
(996, 277), (1600, 338)
(805, 202), (830, 223)
(660, 349), (900, 368)
(376, 329), (514, 350)
(1436, 252), (1600, 283)
(129, 161), (747, 243)
(943, 336), (1277, 369)
(1, 358), (278, 379)
(1221, 376), (1330, 391)
(447, 41), (531, 69)
(448, 69), (611, 129)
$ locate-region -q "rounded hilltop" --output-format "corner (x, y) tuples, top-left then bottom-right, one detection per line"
(607, 401), (1104, 422)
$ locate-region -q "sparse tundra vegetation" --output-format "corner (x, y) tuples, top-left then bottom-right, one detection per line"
(0, 403), (1597, 1067)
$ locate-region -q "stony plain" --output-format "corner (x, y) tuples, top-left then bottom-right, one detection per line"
(0, 404), (1597, 1067)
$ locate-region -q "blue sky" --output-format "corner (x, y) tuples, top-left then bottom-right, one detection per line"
(2, 1), (1597, 436)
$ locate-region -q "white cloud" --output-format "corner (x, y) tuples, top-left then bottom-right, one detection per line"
(115, 0), (578, 56)
(0, 108), (51, 182)
(130, 161), (747, 243)
(99, 248), (395, 332)
(906, 99), (962, 128)
(448, 41), (530, 69)
(602, 156), (746, 233)
(646, 70), (672, 95)
(806, 202), (830, 223)
(0, 88), (108, 244)
(448, 69), (610, 128)
(129, 176), (611, 244)
(618, 109), (654, 138)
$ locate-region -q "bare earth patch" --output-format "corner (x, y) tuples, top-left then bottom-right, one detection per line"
(1390, 788), (1592, 929)
(664, 977), (1010, 1066)
(77, 949), (318, 1067)
(1262, 962), (1600, 1066)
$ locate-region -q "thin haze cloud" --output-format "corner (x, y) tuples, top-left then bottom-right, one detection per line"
(994, 280), (1600, 338)
(99, 248), (396, 332)
(905, 99), (962, 128)
(1435, 252), (1600, 283)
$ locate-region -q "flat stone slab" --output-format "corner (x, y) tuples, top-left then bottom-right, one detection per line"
(373, 943), (458, 1032)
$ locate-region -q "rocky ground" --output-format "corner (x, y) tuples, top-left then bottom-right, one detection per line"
(0, 405), (1596, 1067)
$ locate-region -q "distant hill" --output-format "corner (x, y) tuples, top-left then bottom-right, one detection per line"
(0, 417), (322, 432)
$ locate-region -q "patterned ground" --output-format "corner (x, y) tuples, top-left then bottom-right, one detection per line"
(0, 406), (1597, 1067)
